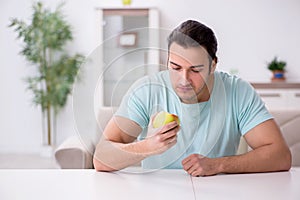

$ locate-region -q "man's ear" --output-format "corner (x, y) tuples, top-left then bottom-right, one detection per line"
(166, 57), (169, 69)
(210, 59), (217, 74)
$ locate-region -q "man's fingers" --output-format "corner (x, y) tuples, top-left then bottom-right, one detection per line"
(182, 154), (206, 175)
(187, 162), (200, 175)
(182, 154), (193, 165)
(191, 169), (201, 177)
(160, 121), (179, 134)
(183, 162), (193, 172)
(160, 128), (179, 141)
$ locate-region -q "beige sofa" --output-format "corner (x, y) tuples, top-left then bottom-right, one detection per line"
(54, 108), (300, 168)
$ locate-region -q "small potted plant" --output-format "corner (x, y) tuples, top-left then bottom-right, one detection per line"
(267, 57), (286, 82)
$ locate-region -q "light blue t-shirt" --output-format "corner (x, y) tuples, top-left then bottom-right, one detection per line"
(116, 70), (272, 169)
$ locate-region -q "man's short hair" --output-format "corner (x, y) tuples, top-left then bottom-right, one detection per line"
(167, 20), (218, 63)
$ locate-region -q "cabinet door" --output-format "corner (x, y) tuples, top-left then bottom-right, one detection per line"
(257, 89), (288, 110)
(286, 90), (300, 109)
(99, 8), (159, 107)
(256, 89), (300, 110)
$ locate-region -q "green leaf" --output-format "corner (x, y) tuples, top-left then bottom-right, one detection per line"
(9, 1), (85, 113)
(267, 56), (287, 71)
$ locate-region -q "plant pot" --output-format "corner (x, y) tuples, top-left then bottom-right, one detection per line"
(271, 70), (285, 82)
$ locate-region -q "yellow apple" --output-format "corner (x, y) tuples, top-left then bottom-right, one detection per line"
(153, 111), (180, 128)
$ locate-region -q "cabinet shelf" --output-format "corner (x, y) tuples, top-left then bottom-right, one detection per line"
(251, 82), (300, 110)
(251, 82), (300, 89)
(102, 9), (149, 16)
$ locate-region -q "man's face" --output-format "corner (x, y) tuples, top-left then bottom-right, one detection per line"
(168, 42), (216, 104)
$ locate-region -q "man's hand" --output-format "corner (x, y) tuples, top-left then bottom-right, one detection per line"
(144, 121), (180, 156)
(182, 154), (221, 177)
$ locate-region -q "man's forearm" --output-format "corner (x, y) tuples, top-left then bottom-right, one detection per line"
(93, 138), (149, 171)
(93, 122), (179, 172)
(217, 144), (291, 174)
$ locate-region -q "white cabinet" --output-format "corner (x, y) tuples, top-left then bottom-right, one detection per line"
(95, 8), (160, 107)
(251, 83), (300, 110)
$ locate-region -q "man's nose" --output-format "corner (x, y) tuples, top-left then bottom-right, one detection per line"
(179, 70), (190, 85)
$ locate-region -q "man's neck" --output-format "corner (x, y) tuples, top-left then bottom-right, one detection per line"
(197, 74), (214, 102)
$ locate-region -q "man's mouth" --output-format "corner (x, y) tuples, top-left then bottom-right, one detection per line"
(177, 85), (193, 92)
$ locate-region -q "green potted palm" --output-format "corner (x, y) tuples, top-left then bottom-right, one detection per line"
(9, 2), (84, 149)
(267, 57), (287, 82)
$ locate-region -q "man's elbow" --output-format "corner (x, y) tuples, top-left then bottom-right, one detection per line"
(280, 147), (292, 171)
(93, 158), (117, 172)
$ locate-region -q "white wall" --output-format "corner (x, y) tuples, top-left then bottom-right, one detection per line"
(0, 0), (98, 153)
(1, 0), (300, 153)
(99, 0), (300, 81)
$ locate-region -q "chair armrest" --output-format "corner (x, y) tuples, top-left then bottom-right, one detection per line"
(54, 136), (94, 169)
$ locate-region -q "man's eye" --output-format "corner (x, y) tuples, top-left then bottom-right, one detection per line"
(172, 67), (181, 71)
(192, 69), (201, 73)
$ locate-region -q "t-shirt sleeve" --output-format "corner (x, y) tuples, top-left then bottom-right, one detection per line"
(235, 79), (273, 135)
(115, 77), (151, 129)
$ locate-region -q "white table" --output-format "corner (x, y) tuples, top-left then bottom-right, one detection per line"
(0, 168), (299, 200)
(0, 169), (194, 200)
(191, 167), (300, 200)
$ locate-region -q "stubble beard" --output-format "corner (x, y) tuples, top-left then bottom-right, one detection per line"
(176, 73), (212, 104)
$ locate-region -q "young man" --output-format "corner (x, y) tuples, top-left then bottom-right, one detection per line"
(93, 20), (291, 176)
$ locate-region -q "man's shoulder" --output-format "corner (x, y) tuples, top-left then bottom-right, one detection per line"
(216, 71), (253, 92)
(217, 71), (240, 84)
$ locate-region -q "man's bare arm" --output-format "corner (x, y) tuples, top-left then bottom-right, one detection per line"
(221, 119), (291, 173)
(93, 116), (179, 171)
(182, 119), (291, 176)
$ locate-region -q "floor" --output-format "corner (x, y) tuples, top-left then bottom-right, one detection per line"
(0, 153), (59, 169)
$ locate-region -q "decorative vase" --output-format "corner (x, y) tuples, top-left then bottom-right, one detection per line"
(122, 0), (132, 6)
